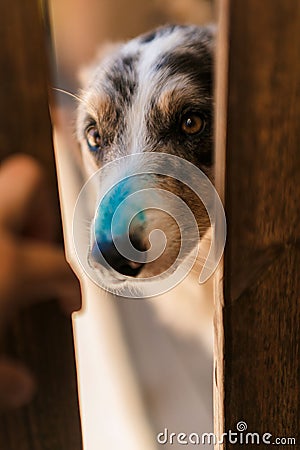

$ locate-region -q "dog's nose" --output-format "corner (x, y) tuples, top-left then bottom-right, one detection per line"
(91, 236), (146, 277)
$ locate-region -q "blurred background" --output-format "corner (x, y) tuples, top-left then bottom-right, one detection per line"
(49, 0), (214, 92)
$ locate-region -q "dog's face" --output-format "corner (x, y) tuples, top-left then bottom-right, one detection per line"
(76, 25), (214, 293)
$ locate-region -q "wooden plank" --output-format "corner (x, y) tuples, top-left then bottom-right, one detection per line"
(214, 0), (300, 447)
(0, 1), (82, 449)
(213, 0), (229, 444)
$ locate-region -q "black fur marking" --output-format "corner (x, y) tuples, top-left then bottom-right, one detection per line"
(140, 24), (194, 45)
(154, 51), (213, 92)
(104, 54), (139, 105)
(140, 30), (158, 44)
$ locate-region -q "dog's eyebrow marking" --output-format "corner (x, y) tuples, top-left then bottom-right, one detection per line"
(80, 91), (113, 120)
(154, 76), (208, 114)
(155, 90), (190, 117)
(78, 91), (122, 146)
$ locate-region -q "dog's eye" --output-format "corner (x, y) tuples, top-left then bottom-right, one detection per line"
(180, 113), (205, 135)
(86, 125), (101, 151)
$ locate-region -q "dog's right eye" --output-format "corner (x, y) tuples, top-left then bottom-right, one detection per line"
(180, 113), (205, 135)
(86, 125), (101, 151)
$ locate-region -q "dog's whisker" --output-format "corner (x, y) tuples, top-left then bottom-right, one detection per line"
(52, 87), (97, 113)
(52, 87), (85, 103)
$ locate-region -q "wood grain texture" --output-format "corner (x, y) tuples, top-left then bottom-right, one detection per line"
(0, 1), (82, 449)
(215, 0), (300, 447)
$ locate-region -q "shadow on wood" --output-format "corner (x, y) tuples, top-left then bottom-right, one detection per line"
(0, 1), (82, 448)
(215, 0), (300, 447)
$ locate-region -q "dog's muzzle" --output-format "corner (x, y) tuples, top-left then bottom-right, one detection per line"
(90, 175), (150, 278)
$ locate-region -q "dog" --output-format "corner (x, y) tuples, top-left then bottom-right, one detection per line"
(76, 24), (215, 304)
(75, 23), (216, 441)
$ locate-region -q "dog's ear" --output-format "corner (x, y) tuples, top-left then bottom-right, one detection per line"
(78, 42), (123, 88)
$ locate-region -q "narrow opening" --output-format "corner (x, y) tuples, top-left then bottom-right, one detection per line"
(46, 1), (218, 448)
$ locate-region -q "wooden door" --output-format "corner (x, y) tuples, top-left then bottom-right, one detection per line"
(214, 0), (300, 447)
(1, 0), (299, 448)
(0, 1), (82, 448)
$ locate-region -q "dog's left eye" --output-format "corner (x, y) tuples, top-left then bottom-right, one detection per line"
(86, 125), (101, 151)
(180, 113), (205, 135)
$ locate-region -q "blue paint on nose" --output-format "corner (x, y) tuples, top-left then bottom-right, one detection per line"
(94, 176), (145, 245)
